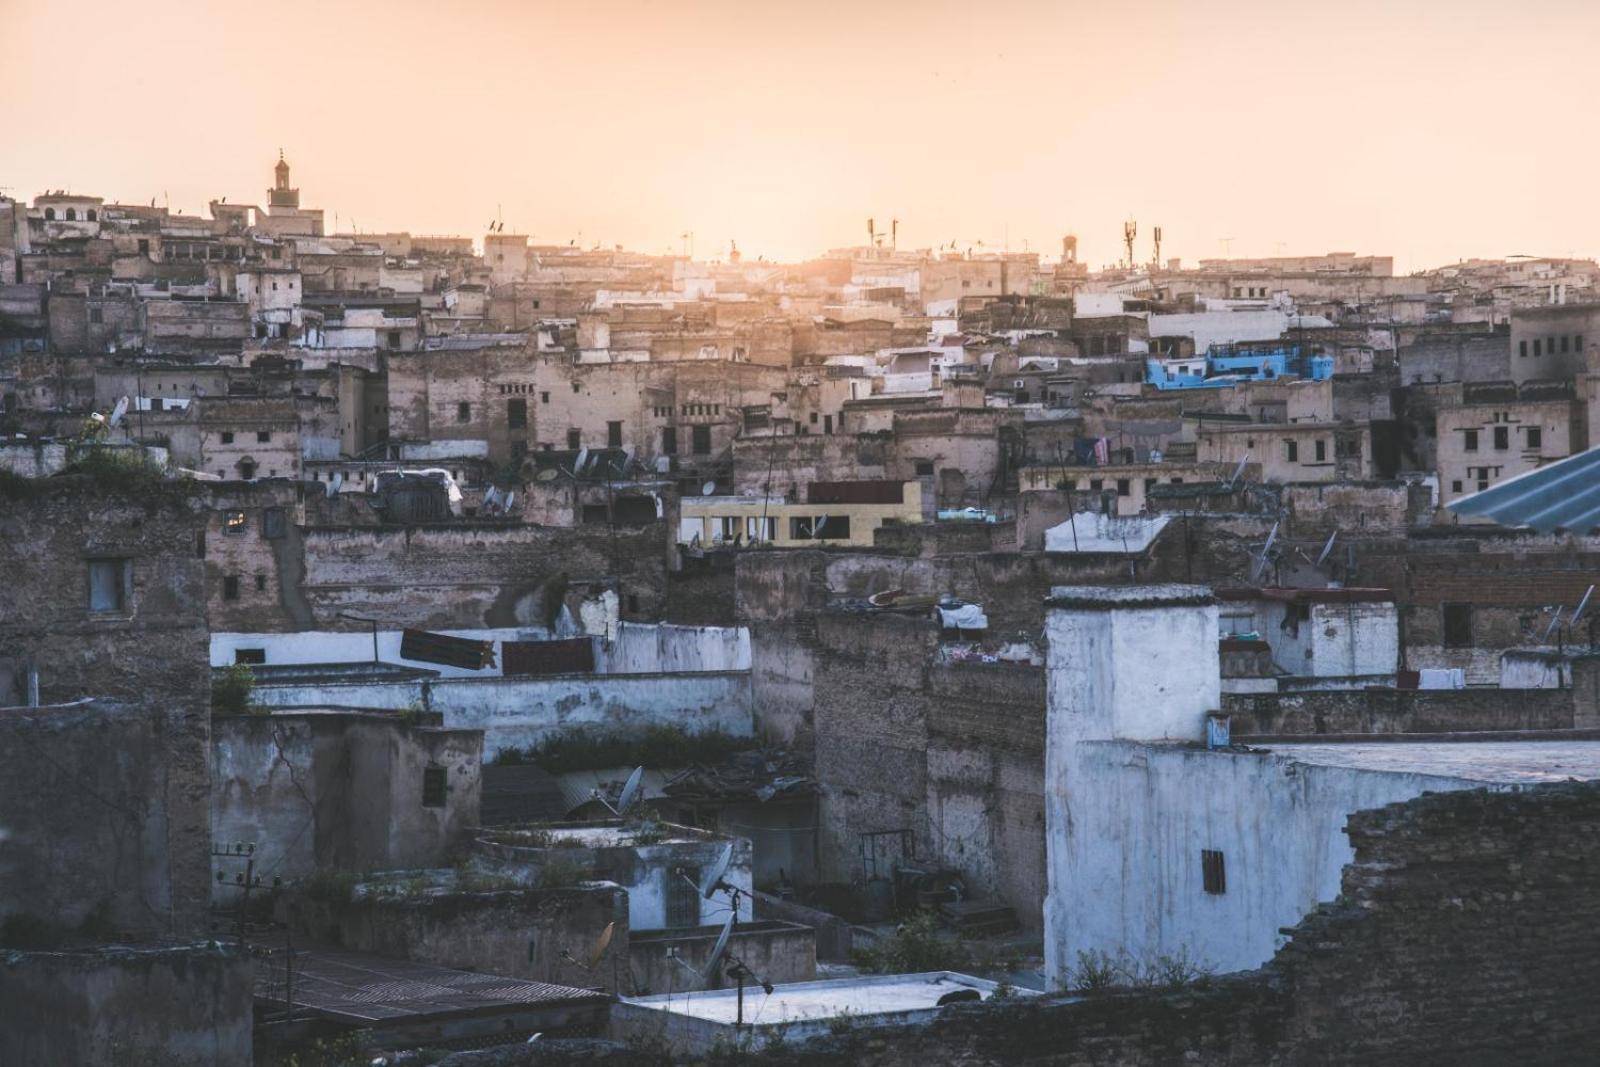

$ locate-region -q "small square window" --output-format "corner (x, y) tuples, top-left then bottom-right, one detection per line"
(1201, 849), (1226, 895)
(1527, 426), (1543, 449)
(223, 575), (240, 601)
(255, 574), (267, 592)
(541, 391), (550, 403)
(223, 510), (247, 534)
(263, 507), (287, 539)
(457, 401), (471, 423)
(234, 648), (266, 665)
(914, 460), (935, 476)
(257, 431), (270, 444)
(220, 431), (235, 444)
(1493, 426), (1508, 451)
(422, 766), (448, 807)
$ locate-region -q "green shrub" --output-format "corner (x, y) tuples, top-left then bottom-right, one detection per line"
(211, 664), (256, 716)
(851, 911), (972, 974)
(492, 724), (756, 771)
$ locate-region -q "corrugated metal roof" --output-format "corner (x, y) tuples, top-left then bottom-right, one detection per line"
(1448, 447), (1600, 533)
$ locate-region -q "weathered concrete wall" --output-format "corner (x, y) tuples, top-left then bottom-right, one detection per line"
(211, 621), (750, 677)
(0, 701), (213, 940)
(290, 883), (630, 991)
(630, 920), (816, 996)
(250, 672), (753, 759)
(1044, 587), (1222, 985)
(1060, 741), (1493, 978)
(211, 712), (481, 901)
(679, 781), (1600, 1067)
(0, 944), (252, 1067)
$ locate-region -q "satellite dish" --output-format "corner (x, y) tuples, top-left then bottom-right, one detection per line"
(536, 468), (559, 483)
(109, 396), (129, 427)
(701, 480), (717, 497)
(1545, 606), (1566, 642)
(812, 516), (827, 538)
(655, 455), (671, 474)
(616, 765), (645, 817)
(503, 491), (515, 510)
(1249, 520), (1279, 582)
(575, 447), (589, 473)
(621, 445), (635, 465)
(700, 913), (735, 986)
(1571, 585), (1596, 628)
(589, 921), (615, 967)
(699, 842), (734, 899)
(327, 472), (343, 498)
(1226, 453), (1249, 489)
(483, 486), (501, 508)
(1315, 530), (1338, 568)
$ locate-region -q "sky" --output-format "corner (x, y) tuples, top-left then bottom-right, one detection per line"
(2, 0), (1595, 272)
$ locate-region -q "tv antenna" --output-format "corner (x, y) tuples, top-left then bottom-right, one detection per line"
(1152, 225), (1162, 268)
(679, 847), (772, 1024)
(1123, 219), (1137, 268)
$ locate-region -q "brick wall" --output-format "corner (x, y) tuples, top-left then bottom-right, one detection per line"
(1224, 687), (1577, 737)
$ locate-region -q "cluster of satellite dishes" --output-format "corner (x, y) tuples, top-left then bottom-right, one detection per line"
(1542, 584), (1595, 645)
(481, 485), (517, 514)
(559, 772), (769, 1009)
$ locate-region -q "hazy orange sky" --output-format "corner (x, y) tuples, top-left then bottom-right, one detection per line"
(3, 0), (1594, 271)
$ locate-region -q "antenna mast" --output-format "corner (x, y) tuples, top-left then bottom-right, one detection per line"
(1152, 225), (1163, 268)
(1123, 219), (1138, 269)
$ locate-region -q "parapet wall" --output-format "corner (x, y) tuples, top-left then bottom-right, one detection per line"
(1224, 686), (1577, 737)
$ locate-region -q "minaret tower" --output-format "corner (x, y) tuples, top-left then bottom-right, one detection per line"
(269, 149), (300, 210)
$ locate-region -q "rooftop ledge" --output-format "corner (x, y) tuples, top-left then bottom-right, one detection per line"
(1047, 584), (1215, 610)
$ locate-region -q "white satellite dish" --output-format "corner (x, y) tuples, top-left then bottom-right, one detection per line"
(1249, 520), (1279, 582)
(1571, 585), (1596, 628)
(701, 480), (717, 497)
(616, 765), (645, 816)
(655, 455), (671, 474)
(575, 446), (589, 473)
(699, 842), (734, 899)
(535, 468), (560, 483)
(1315, 530), (1338, 568)
(700, 913), (735, 986)
(503, 491), (515, 510)
(1226, 453), (1249, 490)
(621, 445), (635, 466)
(109, 396), (129, 427)
(327, 472), (344, 498)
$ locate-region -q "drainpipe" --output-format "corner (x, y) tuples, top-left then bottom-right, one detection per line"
(26, 666), (40, 708)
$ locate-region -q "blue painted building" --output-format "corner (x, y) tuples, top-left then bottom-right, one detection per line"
(1146, 344), (1333, 390)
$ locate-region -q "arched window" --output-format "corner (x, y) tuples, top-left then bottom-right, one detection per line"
(86, 209), (97, 222)
(43, 208), (55, 221)
(65, 208), (77, 221)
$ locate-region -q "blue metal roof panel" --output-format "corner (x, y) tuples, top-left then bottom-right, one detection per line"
(1448, 447), (1600, 533)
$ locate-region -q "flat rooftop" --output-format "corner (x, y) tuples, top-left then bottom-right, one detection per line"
(1264, 740), (1600, 784)
(623, 971), (1030, 1026)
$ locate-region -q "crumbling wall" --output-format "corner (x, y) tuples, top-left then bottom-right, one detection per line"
(0, 944), (253, 1067)
(809, 615), (1046, 921)
(288, 884), (629, 991)
(298, 521), (670, 630)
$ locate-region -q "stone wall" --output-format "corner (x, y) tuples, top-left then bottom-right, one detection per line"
(810, 613), (1047, 923)
(0, 944), (252, 1067)
(298, 521), (670, 630)
(1224, 686), (1577, 737)
(289, 883), (630, 992)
